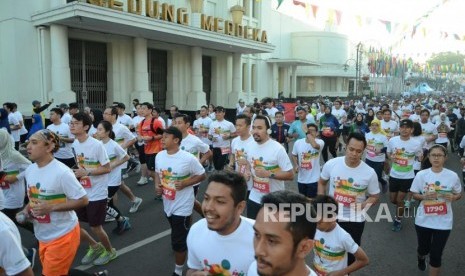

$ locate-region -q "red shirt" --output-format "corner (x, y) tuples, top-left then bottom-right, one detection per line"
(138, 118), (163, 154)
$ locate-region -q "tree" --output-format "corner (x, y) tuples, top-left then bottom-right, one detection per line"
(427, 52), (465, 66)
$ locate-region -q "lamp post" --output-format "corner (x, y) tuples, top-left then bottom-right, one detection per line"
(355, 42), (362, 97)
(343, 58), (356, 96)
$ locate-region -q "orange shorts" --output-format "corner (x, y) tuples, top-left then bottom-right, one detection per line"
(39, 224), (80, 276)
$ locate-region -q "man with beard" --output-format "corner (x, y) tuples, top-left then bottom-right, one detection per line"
(186, 171), (254, 275)
(247, 190), (318, 276)
(245, 115), (294, 219)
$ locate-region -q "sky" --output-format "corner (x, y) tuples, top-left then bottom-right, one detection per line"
(273, 0), (465, 62)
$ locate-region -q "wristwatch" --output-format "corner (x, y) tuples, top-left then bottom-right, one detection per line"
(269, 173), (275, 179)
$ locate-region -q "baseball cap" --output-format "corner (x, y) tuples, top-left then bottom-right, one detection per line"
(69, 102), (79, 109)
(296, 106), (306, 112)
(32, 100), (41, 106)
(58, 103), (69, 109)
(399, 119), (414, 128)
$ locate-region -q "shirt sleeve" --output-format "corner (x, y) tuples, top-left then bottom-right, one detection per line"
(197, 139), (210, 154)
(115, 143), (128, 160)
(340, 228), (359, 254)
(186, 225), (202, 270)
(410, 172), (423, 194)
(320, 160), (333, 180)
(291, 140), (299, 156)
(366, 169), (380, 195)
(123, 127), (136, 141)
(277, 146), (293, 172)
(229, 122), (237, 134)
(59, 168), (87, 200)
(97, 143), (110, 166)
(452, 173), (462, 194)
(0, 230), (30, 276)
(190, 155), (206, 176)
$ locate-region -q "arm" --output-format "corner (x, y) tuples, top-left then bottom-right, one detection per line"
(121, 137), (136, 150)
(175, 173), (207, 191)
(318, 177), (329, 195)
(74, 163), (111, 178)
(60, 136), (75, 143)
(186, 270), (209, 276)
(110, 155), (130, 170)
(362, 193), (379, 209)
(291, 154), (299, 173)
(34, 102), (52, 113)
(333, 247), (369, 276)
(29, 195), (89, 217)
(199, 149), (212, 165)
(227, 150), (235, 170)
(154, 171), (162, 196)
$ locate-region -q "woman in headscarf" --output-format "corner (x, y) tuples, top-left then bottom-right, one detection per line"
(27, 114), (44, 139)
(364, 108), (375, 126)
(350, 113), (369, 135)
(364, 118), (389, 193)
(435, 113), (451, 149)
(0, 129), (33, 232)
(319, 105), (339, 162)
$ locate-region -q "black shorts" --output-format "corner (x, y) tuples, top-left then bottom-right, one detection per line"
(136, 143), (146, 164)
(166, 215), (191, 252)
(193, 185), (200, 197)
(146, 153), (156, 171)
(56, 157), (77, 169)
(76, 199), (107, 227)
(389, 177), (413, 193)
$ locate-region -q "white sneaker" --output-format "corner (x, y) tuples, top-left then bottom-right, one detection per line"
(129, 197), (143, 213)
(135, 163), (141, 173)
(122, 173), (129, 179)
(137, 177), (148, 185)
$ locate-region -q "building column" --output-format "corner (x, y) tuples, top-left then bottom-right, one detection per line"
(49, 24), (76, 104)
(186, 46), (206, 110)
(131, 37), (152, 103)
(291, 65), (297, 98)
(272, 63), (278, 98)
(282, 66), (290, 98)
(228, 52), (242, 107)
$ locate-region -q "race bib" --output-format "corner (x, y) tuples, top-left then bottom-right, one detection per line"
(239, 164), (247, 174)
(301, 161), (312, 170)
(253, 176), (270, 193)
(221, 147), (231, 155)
(395, 157), (408, 167)
(32, 213), (51, 224)
(424, 201), (447, 215)
(334, 191), (356, 207)
(162, 186), (176, 200)
(0, 180), (10, 189)
(438, 133), (448, 138)
(79, 176), (92, 189)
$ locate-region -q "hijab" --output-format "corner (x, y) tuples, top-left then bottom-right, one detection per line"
(0, 129), (31, 167)
(27, 114), (44, 139)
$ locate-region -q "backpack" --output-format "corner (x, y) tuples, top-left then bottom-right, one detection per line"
(141, 118), (163, 135)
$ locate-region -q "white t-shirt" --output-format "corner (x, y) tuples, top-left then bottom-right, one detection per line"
(231, 135), (255, 190)
(132, 115), (144, 129)
(88, 125), (97, 138)
(13, 111), (28, 136)
(387, 136), (423, 179)
(411, 168), (462, 230)
(248, 261), (317, 276)
(320, 157), (380, 222)
(292, 138), (325, 183)
(112, 123), (136, 168)
(187, 217), (255, 274)
(409, 113), (421, 122)
(247, 139), (294, 204)
(208, 119), (236, 149)
(380, 120), (398, 140)
(47, 122), (75, 159)
(0, 189), (3, 210)
(61, 112), (72, 125)
(103, 139), (127, 187)
(72, 136), (110, 201)
(194, 116), (213, 146)
(420, 121), (438, 149)
(7, 113), (20, 142)
(117, 114), (133, 128)
(1, 162), (29, 209)
(0, 212), (30, 275)
(313, 224), (359, 275)
(264, 107), (279, 122)
(411, 136), (427, 171)
(25, 159), (87, 242)
(155, 149), (205, 217)
(332, 108), (347, 124)
(365, 132), (388, 163)
(316, 112), (325, 122)
(180, 134), (210, 187)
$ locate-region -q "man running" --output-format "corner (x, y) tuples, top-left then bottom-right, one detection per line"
(47, 107), (76, 168)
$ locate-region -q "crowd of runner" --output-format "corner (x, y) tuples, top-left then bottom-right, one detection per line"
(0, 93), (463, 276)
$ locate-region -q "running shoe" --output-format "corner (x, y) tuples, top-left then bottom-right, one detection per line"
(404, 200), (411, 209)
(122, 173), (129, 179)
(93, 248), (117, 266)
(129, 197), (143, 213)
(417, 255), (426, 271)
(105, 214), (115, 223)
(94, 270), (109, 276)
(137, 176), (148, 186)
(113, 217), (131, 235)
(81, 243), (105, 265)
(392, 220), (402, 232)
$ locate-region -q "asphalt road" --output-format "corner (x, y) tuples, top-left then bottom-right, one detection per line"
(21, 150), (465, 276)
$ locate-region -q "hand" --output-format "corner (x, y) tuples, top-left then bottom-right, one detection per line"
(440, 193), (455, 202)
(424, 192), (437, 200)
(155, 184), (162, 196)
(31, 200), (53, 216)
(327, 271), (345, 276)
(221, 133), (229, 140)
(174, 180), (185, 191)
(294, 167), (299, 174)
(190, 271), (209, 276)
(254, 167), (270, 178)
(237, 158), (248, 167)
(73, 168), (88, 178)
(244, 171), (251, 181)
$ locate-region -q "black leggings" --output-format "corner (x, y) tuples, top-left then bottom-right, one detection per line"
(321, 136), (338, 162)
(365, 159), (387, 187)
(338, 221), (365, 266)
(107, 186), (122, 220)
(415, 225), (450, 268)
(212, 148), (229, 170)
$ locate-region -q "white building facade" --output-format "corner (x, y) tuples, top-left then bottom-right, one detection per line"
(0, 0), (356, 115)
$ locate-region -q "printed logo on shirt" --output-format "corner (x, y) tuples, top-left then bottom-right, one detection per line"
(422, 181), (451, 216)
(115, 137), (125, 145)
(392, 148), (415, 172)
(159, 168), (190, 200)
(333, 177), (367, 207)
(28, 183), (66, 223)
(300, 151), (318, 169)
(203, 259), (246, 276)
(366, 139), (383, 157)
(76, 153), (100, 169)
(181, 146), (199, 159)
